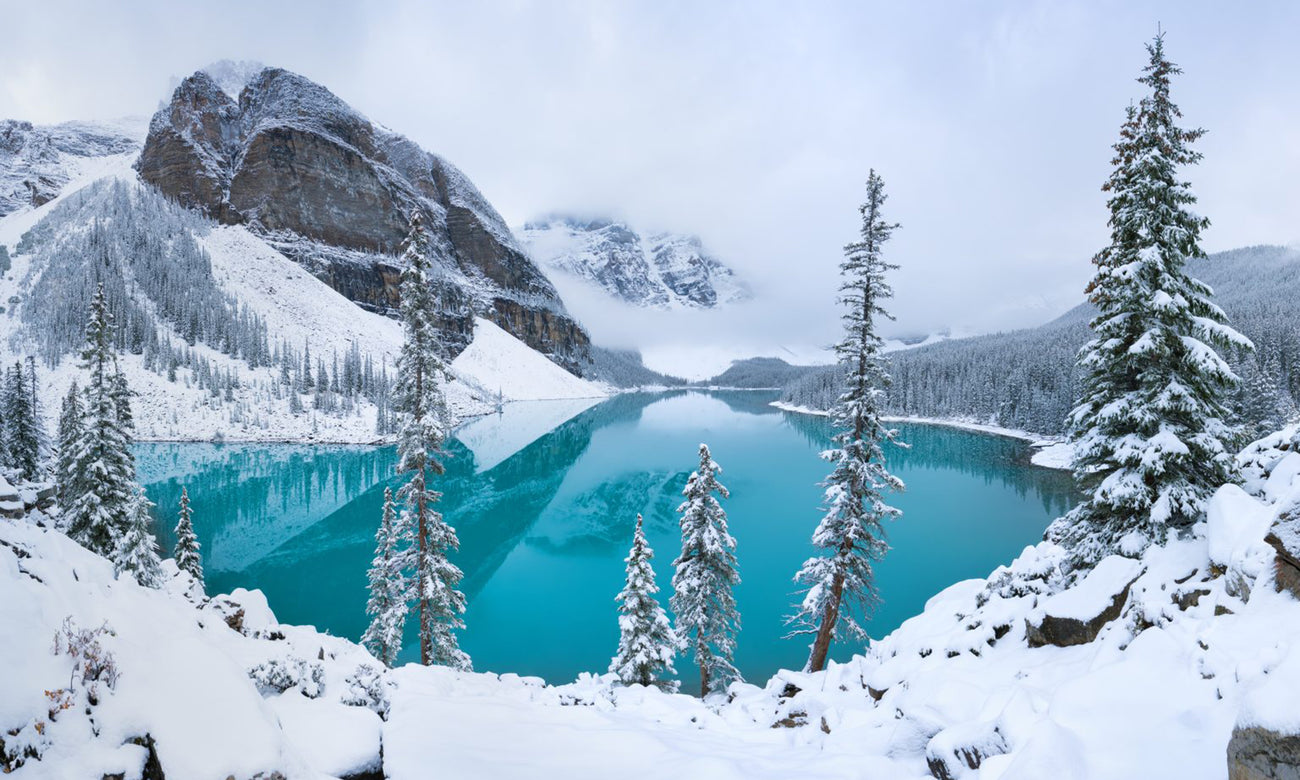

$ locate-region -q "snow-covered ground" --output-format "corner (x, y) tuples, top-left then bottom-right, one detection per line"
(450, 317), (607, 403)
(4, 425), (1298, 778)
(770, 402), (1074, 471)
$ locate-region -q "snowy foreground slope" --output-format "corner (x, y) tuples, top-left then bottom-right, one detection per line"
(0, 164), (606, 443)
(4, 430), (1300, 778)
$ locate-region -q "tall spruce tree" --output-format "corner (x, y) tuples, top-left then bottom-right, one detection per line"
(173, 487), (204, 584)
(55, 382), (83, 514)
(65, 285), (137, 558)
(393, 212), (470, 670)
(670, 443), (741, 696)
(363, 486), (408, 668)
(27, 356), (48, 463)
(610, 514), (678, 692)
(1048, 34), (1249, 568)
(789, 170), (905, 673)
(4, 361), (40, 479)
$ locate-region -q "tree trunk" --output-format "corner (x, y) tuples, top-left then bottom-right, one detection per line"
(806, 569), (845, 673)
(699, 638), (711, 697)
(417, 469), (431, 666)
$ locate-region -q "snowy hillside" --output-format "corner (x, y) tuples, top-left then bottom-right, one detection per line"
(519, 216), (748, 310)
(0, 117), (144, 219)
(0, 164), (607, 444)
(4, 424), (1300, 777)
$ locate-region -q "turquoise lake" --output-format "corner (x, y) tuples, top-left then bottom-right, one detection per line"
(136, 391), (1075, 685)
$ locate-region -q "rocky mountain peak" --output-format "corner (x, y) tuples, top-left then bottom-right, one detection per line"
(138, 65), (590, 372)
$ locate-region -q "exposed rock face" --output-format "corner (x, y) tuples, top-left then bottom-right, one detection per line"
(0, 119), (140, 218)
(518, 216), (749, 309)
(1228, 725), (1300, 780)
(1265, 521), (1300, 600)
(137, 67), (589, 371)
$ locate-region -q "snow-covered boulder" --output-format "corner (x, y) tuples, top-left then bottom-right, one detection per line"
(1025, 555), (1142, 647)
(925, 720), (1008, 779)
(1229, 648), (1300, 779)
(1227, 726), (1300, 780)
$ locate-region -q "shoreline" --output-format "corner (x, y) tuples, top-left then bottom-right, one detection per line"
(769, 401), (1073, 471)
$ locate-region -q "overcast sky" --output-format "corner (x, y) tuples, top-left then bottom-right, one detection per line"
(4, 1), (1299, 373)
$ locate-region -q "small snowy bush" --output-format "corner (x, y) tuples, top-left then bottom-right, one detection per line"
(341, 664), (391, 718)
(52, 617), (119, 706)
(248, 657), (326, 698)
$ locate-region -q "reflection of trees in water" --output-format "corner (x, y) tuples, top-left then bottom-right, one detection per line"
(777, 411), (1077, 518)
(137, 443), (396, 565)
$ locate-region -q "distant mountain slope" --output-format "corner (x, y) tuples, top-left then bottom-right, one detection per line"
(518, 216), (748, 309)
(782, 245), (1300, 436)
(0, 118), (143, 217)
(702, 357), (823, 389)
(135, 66), (590, 372)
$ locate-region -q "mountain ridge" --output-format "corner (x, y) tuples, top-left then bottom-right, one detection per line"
(518, 214), (748, 310)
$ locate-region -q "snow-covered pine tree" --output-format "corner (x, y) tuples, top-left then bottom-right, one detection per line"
(55, 382), (83, 515)
(1048, 34), (1250, 569)
(363, 486), (408, 667)
(173, 486), (204, 584)
(115, 484), (163, 587)
(5, 361), (41, 479)
(393, 212), (470, 670)
(789, 170), (905, 674)
(670, 443), (741, 696)
(65, 284), (137, 559)
(610, 514), (678, 692)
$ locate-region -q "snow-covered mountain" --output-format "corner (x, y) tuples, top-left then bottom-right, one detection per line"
(518, 216), (748, 310)
(136, 64), (592, 373)
(0, 62), (614, 443)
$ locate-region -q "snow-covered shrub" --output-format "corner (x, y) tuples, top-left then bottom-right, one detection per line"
(977, 543), (1066, 605)
(341, 664), (391, 718)
(52, 617), (119, 705)
(248, 657), (325, 698)
(3, 618), (118, 772)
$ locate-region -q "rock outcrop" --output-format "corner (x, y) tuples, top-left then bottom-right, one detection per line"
(137, 67), (589, 371)
(1266, 511), (1300, 600)
(1228, 725), (1300, 780)
(1026, 556), (1142, 648)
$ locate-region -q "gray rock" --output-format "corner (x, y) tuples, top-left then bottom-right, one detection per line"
(1228, 725), (1300, 780)
(1026, 558), (1141, 648)
(926, 724), (1008, 780)
(1267, 511), (1300, 601)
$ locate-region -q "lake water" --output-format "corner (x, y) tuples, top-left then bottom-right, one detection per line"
(137, 391), (1075, 685)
